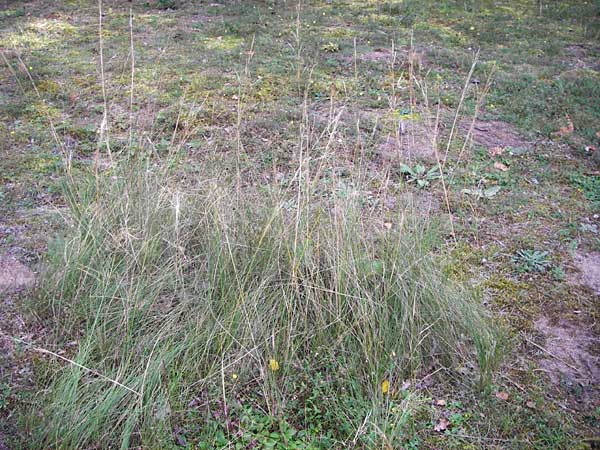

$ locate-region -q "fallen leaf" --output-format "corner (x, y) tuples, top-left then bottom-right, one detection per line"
(526, 400), (535, 409)
(435, 399), (447, 406)
(484, 185), (501, 198)
(494, 161), (509, 172)
(585, 145), (596, 153)
(553, 115), (574, 137)
(488, 146), (504, 156)
(495, 391), (509, 401)
(508, 146), (529, 156)
(434, 417), (450, 432)
(381, 380), (390, 394)
(269, 358), (279, 372)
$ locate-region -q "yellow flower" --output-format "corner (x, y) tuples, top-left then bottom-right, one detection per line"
(381, 380), (390, 395)
(232, 373), (238, 380)
(269, 358), (280, 372)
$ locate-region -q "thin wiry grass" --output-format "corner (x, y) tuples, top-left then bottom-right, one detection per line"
(17, 5), (501, 446)
(27, 134), (500, 448)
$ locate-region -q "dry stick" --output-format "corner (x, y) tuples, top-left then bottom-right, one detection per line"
(522, 334), (584, 375)
(220, 358), (228, 426)
(501, 373), (527, 392)
(442, 51), (479, 169)
(295, 1), (302, 87)
(388, 40), (401, 161)
(454, 66), (495, 167)
(128, 5), (136, 148)
(140, 330), (168, 408)
(408, 31), (415, 110)
(233, 66), (245, 195)
(435, 54), (481, 241)
(351, 410), (372, 447)
(452, 433), (530, 444)
(95, 0), (109, 206)
(233, 35), (256, 195)
(432, 102), (456, 240)
(9, 335), (141, 397)
(446, 67), (493, 247)
(97, 0), (112, 163)
(244, 34), (255, 79)
(0, 49), (25, 94)
(353, 37), (358, 80)
(169, 94), (185, 152)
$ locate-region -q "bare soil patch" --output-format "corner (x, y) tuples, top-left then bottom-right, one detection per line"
(534, 316), (600, 405)
(463, 119), (533, 151)
(397, 191), (441, 216)
(360, 48), (394, 62)
(0, 255), (35, 295)
(564, 44), (600, 71)
(378, 126), (437, 163)
(571, 251), (600, 296)
(0, 255), (35, 450)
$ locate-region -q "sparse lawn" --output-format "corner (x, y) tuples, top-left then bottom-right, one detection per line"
(1, 0), (599, 448)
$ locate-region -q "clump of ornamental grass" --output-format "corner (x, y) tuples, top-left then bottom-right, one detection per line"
(14, 9), (500, 444)
(24, 142), (500, 448)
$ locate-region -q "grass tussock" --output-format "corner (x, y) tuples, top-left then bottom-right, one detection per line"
(28, 142), (500, 448)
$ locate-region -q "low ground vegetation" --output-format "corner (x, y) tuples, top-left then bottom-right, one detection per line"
(1, 0), (599, 448)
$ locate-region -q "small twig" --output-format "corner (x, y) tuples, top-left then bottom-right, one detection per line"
(128, 5), (136, 147)
(522, 334), (584, 375)
(9, 335), (141, 397)
(451, 433), (529, 444)
(351, 410), (371, 446)
(500, 373), (526, 392)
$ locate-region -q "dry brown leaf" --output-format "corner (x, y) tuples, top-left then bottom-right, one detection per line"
(494, 161), (509, 172)
(434, 417), (450, 432)
(526, 400), (535, 409)
(488, 146), (505, 156)
(495, 391), (509, 401)
(435, 399), (447, 406)
(553, 115), (574, 137)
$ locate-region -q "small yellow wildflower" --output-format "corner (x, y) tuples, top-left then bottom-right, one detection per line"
(232, 373), (238, 380)
(269, 358), (280, 372)
(381, 380), (390, 395)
